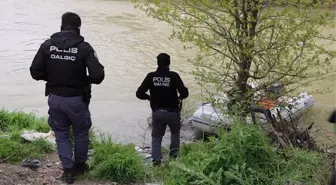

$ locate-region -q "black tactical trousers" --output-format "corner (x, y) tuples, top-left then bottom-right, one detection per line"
(329, 169), (335, 185)
(47, 94), (92, 170)
(151, 110), (181, 162)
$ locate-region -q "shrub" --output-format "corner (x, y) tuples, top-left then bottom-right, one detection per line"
(275, 149), (332, 185)
(88, 136), (146, 184)
(163, 123), (331, 185)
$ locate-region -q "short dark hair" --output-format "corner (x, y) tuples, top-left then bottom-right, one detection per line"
(157, 53), (171, 67)
(61, 12), (81, 28)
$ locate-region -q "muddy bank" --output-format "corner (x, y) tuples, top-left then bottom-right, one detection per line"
(0, 120), (196, 185)
(0, 153), (160, 185)
(0, 153), (100, 185)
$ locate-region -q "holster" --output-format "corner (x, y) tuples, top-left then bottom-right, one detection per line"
(82, 85), (92, 105)
(45, 84), (92, 105)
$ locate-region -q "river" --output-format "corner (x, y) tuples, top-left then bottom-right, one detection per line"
(0, 0), (335, 146)
(0, 0), (197, 146)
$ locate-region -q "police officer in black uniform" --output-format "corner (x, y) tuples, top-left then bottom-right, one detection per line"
(136, 53), (189, 165)
(30, 12), (104, 184)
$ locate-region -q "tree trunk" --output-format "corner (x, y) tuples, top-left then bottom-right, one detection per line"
(230, 0), (259, 116)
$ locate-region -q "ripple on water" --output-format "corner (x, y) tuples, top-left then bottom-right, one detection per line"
(0, 0), (189, 146)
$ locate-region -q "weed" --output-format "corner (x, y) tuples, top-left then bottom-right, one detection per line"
(275, 149), (332, 185)
(0, 138), (54, 163)
(144, 165), (169, 182)
(88, 136), (146, 184)
(0, 109), (332, 185)
(0, 109), (50, 133)
(163, 123), (331, 185)
(0, 109), (98, 163)
(0, 110), (54, 163)
(69, 126), (97, 149)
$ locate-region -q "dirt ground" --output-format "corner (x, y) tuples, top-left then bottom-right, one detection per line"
(0, 120), (195, 185)
(0, 153), (128, 185)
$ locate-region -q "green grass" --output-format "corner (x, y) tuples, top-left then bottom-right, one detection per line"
(69, 126), (97, 149)
(83, 121), (333, 185)
(0, 109), (54, 163)
(0, 109), (333, 185)
(161, 123), (333, 185)
(0, 138), (54, 163)
(0, 109), (50, 133)
(88, 136), (146, 184)
(0, 109), (96, 163)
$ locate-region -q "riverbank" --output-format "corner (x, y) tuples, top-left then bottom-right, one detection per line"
(0, 146), (162, 185)
(1, 109), (335, 185)
(0, 153), (125, 185)
(0, 0), (335, 146)
(0, 109), (187, 185)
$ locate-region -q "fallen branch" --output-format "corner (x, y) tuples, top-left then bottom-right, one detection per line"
(265, 109), (335, 154)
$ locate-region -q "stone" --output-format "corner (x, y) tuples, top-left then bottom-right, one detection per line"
(88, 149), (94, 156)
(21, 130), (56, 145)
(135, 146), (144, 153)
(27, 177), (34, 182)
(46, 163), (52, 167)
(135, 146), (141, 150)
(50, 176), (56, 183)
(182, 141), (192, 144)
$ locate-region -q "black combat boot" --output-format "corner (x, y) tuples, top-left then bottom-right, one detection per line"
(74, 162), (89, 175)
(169, 154), (178, 161)
(61, 168), (75, 184)
(152, 159), (162, 166)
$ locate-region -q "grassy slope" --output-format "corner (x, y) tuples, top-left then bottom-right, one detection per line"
(0, 109), (333, 184)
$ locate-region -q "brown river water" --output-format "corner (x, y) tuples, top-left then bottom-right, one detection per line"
(0, 0), (335, 146)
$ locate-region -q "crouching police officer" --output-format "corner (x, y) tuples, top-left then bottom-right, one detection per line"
(136, 53), (189, 165)
(30, 12), (105, 184)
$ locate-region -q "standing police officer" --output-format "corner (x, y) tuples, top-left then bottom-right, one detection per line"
(30, 12), (104, 184)
(136, 53), (189, 165)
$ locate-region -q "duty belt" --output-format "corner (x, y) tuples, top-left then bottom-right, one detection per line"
(46, 85), (90, 97)
(154, 109), (177, 113)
